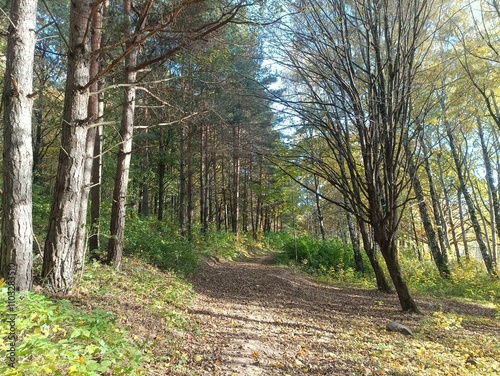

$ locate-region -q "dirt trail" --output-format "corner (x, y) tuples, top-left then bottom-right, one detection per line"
(158, 255), (498, 376)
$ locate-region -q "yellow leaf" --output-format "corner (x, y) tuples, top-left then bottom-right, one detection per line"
(294, 358), (304, 367)
(78, 355), (85, 364)
(68, 365), (78, 373)
(0, 278), (5, 288)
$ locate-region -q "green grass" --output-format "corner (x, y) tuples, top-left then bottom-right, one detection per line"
(272, 232), (500, 306)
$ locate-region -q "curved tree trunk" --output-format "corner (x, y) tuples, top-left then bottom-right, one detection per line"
(407, 146), (450, 278)
(379, 236), (420, 313)
(1, 0), (38, 291)
(478, 119), (500, 266)
(447, 129), (497, 277)
(358, 221), (392, 292)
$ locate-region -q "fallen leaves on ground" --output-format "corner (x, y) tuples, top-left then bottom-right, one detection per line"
(81, 256), (500, 375)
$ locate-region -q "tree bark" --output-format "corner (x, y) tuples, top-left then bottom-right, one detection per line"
(358, 221), (392, 292)
(345, 201), (364, 272)
(232, 124), (241, 234)
(421, 141), (450, 265)
(107, 0), (137, 269)
(42, 0), (92, 293)
(158, 127), (166, 221)
(478, 119), (500, 265)
(75, 0), (104, 273)
(447, 129), (497, 277)
(407, 147), (450, 278)
(1, 0), (38, 291)
(314, 175), (326, 241)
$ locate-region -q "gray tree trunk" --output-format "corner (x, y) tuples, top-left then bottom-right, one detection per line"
(89, 1), (108, 254)
(477, 119), (500, 266)
(107, 35), (138, 269)
(406, 143), (450, 278)
(42, 0), (92, 293)
(0, 0), (38, 291)
(314, 175), (326, 241)
(75, 0), (104, 273)
(447, 129), (497, 277)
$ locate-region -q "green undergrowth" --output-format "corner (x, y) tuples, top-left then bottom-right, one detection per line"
(401, 254), (500, 306)
(0, 283), (144, 375)
(271, 234), (374, 285)
(120, 216), (255, 275)
(272, 232), (500, 307)
(78, 257), (194, 331)
(121, 216), (199, 275)
(0, 253), (195, 375)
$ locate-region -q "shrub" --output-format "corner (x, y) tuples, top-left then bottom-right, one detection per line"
(275, 234), (366, 276)
(124, 216), (199, 275)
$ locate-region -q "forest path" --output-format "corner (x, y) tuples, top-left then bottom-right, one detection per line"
(155, 255), (499, 376)
(170, 254), (421, 375)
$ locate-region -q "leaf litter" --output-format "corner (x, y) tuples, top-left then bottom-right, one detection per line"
(79, 256), (499, 375)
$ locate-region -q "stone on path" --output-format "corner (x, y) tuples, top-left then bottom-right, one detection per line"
(386, 321), (413, 336)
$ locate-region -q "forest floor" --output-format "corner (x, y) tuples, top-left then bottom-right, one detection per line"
(132, 252), (499, 376)
(88, 252), (500, 376)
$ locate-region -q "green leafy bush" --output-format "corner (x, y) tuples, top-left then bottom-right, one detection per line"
(124, 216), (199, 275)
(401, 255), (500, 305)
(275, 234), (367, 276)
(196, 230), (241, 260)
(0, 285), (143, 375)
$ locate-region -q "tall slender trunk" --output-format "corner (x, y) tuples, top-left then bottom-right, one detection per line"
(232, 124), (241, 233)
(478, 119), (500, 266)
(421, 141), (450, 264)
(447, 129), (497, 276)
(406, 145), (450, 278)
(344, 199), (364, 272)
(314, 175), (326, 241)
(89, 0), (107, 253)
(1, 0), (38, 291)
(89, 86), (104, 253)
(107, 0), (138, 269)
(158, 127), (166, 221)
(42, 0), (92, 293)
(179, 122), (188, 237)
(75, 1), (104, 273)
(458, 189), (470, 259)
(409, 206), (423, 261)
(187, 123), (194, 240)
(436, 143), (461, 263)
(140, 102), (150, 218)
(200, 124), (209, 233)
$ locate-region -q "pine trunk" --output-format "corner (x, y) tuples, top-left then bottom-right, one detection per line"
(42, 0), (92, 293)
(107, 3), (137, 268)
(1, 0), (38, 291)
(75, 1), (104, 273)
